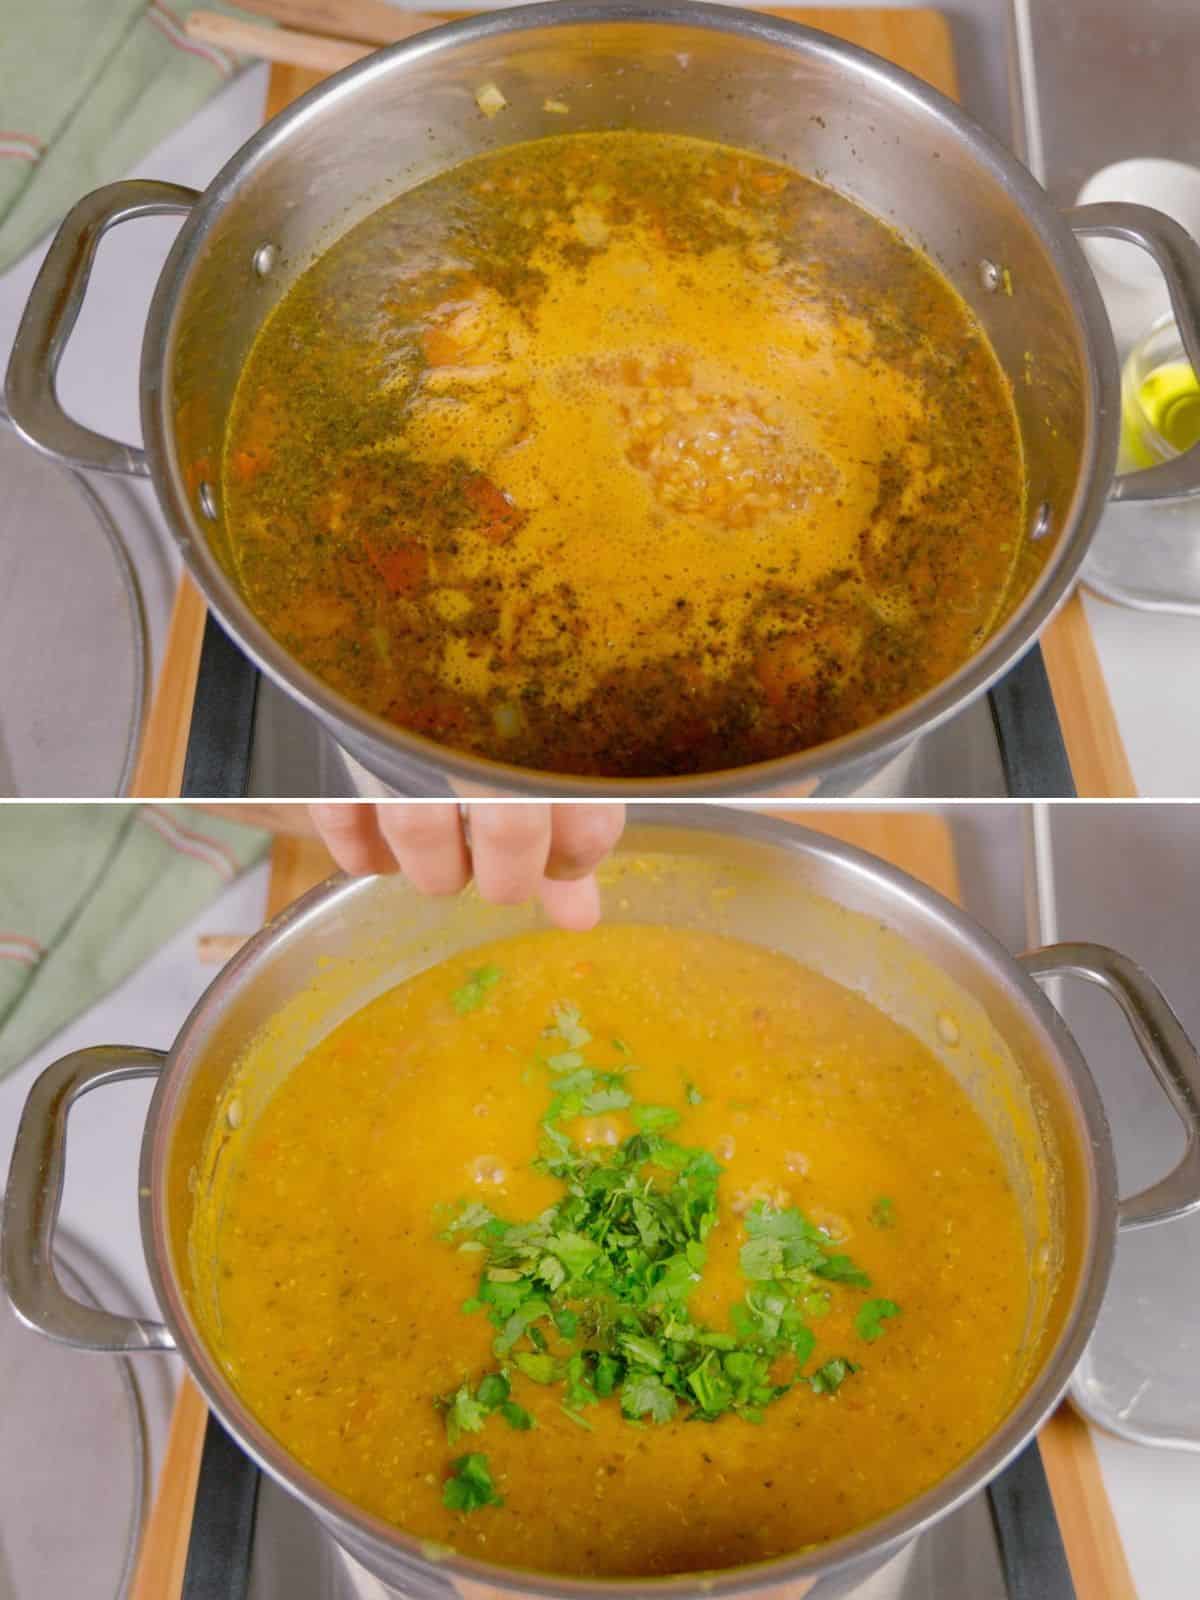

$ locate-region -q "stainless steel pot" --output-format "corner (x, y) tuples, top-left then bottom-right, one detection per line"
(5, 807), (1200, 1598)
(9, 8), (1200, 797)
(8, 4), (1200, 798)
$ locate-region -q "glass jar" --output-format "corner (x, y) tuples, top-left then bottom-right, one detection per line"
(1119, 312), (1200, 472)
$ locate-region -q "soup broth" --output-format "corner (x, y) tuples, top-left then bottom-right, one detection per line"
(204, 925), (1032, 1578)
(223, 132), (1025, 777)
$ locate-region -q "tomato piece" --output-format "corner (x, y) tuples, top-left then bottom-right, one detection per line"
(365, 538), (428, 596)
(464, 472), (527, 543)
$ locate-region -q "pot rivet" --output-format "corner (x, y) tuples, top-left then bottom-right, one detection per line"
(253, 243), (278, 278)
(1031, 501), (1053, 541)
(979, 258), (1003, 292)
(198, 481), (217, 520)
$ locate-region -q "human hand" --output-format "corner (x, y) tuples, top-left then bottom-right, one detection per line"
(309, 803), (626, 930)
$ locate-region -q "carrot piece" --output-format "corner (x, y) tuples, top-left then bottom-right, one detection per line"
(751, 171), (789, 195)
(464, 472), (527, 542)
(365, 538), (428, 596)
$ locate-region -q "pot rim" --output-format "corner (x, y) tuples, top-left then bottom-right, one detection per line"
(139, 804), (1117, 1595)
(139, 0), (1120, 798)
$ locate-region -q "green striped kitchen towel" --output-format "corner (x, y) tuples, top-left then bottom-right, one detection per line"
(0, 1), (265, 275)
(0, 804), (269, 1078)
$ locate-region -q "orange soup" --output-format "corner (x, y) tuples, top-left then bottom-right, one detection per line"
(223, 132), (1025, 777)
(202, 925), (1031, 1577)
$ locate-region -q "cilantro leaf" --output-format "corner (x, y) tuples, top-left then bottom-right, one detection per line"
(440, 1201), (494, 1240)
(550, 1002), (590, 1049)
(550, 1066), (594, 1094)
(581, 1086), (632, 1115)
(621, 1371), (678, 1423)
(475, 1373), (510, 1410)
(513, 1352), (559, 1385)
(855, 1298), (900, 1343)
(810, 1358), (858, 1395)
(813, 1255), (872, 1289)
(564, 1352), (599, 1413)
(548, 1231), (600, 1278)
(619, 1332), (665, 1370)
(452, 966), (502, 1015)
(633, 1105), (681, 1134)
(685, 1081), (704, 1105)
(548, 1051), (586, 1073)
(593, 1353), (623, 1396)
(443, 1383), (487, 1443)
(869, 1196), (896, 1229)
(493, 1295), (551, 1355)
(443, 1453), (503, 1511)
(688, 1350), (734, 1415)
(501, 1400), (534, 1430)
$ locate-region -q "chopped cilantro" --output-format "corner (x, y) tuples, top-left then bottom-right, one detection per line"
(687, 1350), (734, 1415)
(632, 1104), (681, 1134)
(513, 1351), (558, 1385)
(621, 1371), (677, 1423)
(434, 998), (900, 1481)
(440, 1200), (494, 1240)
(474, 1372), (510, 1409)
(869, 1196), (896, 1229)
(501, 1400), (533, 1430)
(443, 1383), (487, 1443)
(581, 1085), (632, 1115)
(856, 1298), (900, 1343)
(443, 1453), (502, 1511)
(549, 1001), (590, 1049)
(452, 965), (503, 1014)
(810, 1358), (857, 1395)
(548, 1051), (587, 1074)
(813, 1255), (872, 1289)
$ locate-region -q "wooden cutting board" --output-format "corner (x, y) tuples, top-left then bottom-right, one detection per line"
(129, 7), (1135, 799)
(129, 805), (1136, 1599)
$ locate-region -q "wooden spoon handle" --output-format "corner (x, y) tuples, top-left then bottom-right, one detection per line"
(186, 10), (369, 69)
(227, 0), (438, 46)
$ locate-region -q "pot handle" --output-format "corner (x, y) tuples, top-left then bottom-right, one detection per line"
(1068, 200), (1200, 503)
(4, 179), (198, 478)
(1019, 942), (1200, 1230)
(2, 1046), (176, 1351)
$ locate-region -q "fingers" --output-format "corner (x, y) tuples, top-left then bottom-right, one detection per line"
(538, 872), (603, 931)
(545, 803), (627, 882)
(309, 802), (625, 931)
(466, 803), (553, 904)
(308, 803), (398, 876)
(375, 802), (473, 896)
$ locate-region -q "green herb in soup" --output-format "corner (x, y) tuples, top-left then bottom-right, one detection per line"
(224, 132), (1024, 777)
(433, 992), (895, 1483)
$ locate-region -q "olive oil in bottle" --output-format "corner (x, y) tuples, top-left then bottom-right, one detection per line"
(1120, 315), (1200, 469)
